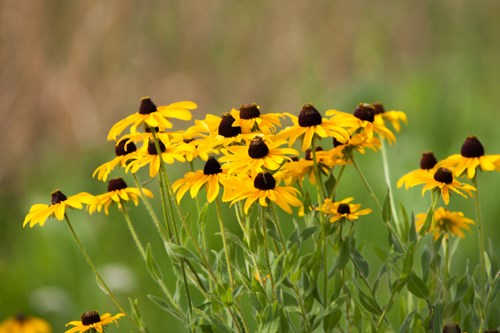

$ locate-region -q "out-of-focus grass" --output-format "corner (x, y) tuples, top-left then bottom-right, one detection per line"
(1, 0), (500, 331)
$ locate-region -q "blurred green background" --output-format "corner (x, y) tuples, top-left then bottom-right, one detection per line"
(1, 0), (499, 331)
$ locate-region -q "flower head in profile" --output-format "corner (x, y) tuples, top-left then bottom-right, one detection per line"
(92, 139), (138, 182)
(230, 103), (284, 134)
(439, 136), (500, 178)
(87, 178), (153, 215)
(278, 104), (350, 151)
(397, 151), (439, 189)
(23, 190), (94, 228)
(222, 172), (302, 214)
(107, 97), (196, 140)
(406, 167), (476, 205)
(172, 156), (226, 203)
(65, 311), (124, 333)
(0, 313), (52, 333)
(319, 197), (372, 223)
(371, 102), (408, 133)
(416, 207), (474, 239)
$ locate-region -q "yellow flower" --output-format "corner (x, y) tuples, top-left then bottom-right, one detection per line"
(372, 102), (408, 133)
(125, 138), (193, 177)
(219, 135), (298, 175)
(326, 103), (396, 144)
(107, 97), (196, 141)
(87, 178), (153, 215)
(92, 139), (137, 182)
(229, 103), (284, 134)
(407, 167), (476, 205)
(65, 311), (124, 333)
(316, 132), (381, 166)
(23, 190), (94, 228)
(172, 156), (226, 203)
(319, 197), (372, 223)
(221, 172), (302, 214)
(0, 314), (51, 333)
(277, 104), (350, 151)
(416, 207), (474, 239)
(397, 151), (439, 189)
(439, 136), (500, 179)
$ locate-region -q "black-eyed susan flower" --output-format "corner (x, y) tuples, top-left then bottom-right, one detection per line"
(274, 157), (313, 186)
(230, 103), (284, 134)
(107, 97), (196, 140)
(277, 104), (350, 151)
(125, 138), (193, 177)
(172, 156), (226, 203)
(23, 190), (94, 228)
(87, 178), (153, 215)
(326, 103), (396, 144)
(92, 139), (137, 182)
(65, 311), (124, 333)
(316, 133), (381, 166)
(371, 102), (408, 133)
(221, 172), (302, 214)
(319, 197), (372, 223)
(219, 135), (298, 175)
(439, 136), (500, 179)
(397, 151), (439, 189)
(0, 313), (51, 333)
(406, 167), (476, 205)
(416, 207), (474, 240)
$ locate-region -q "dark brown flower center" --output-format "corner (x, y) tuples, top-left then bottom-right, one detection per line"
(354, 103), (375, 122)
(115, 139), (137, 156)
(81, 311), (101, 326)
(248, 137), (270, 158)
(434, 168), (453, 184)
(51, 190), (67, 204)
(139, 97), (157, 115)
(147, 140), (166, 155)
(15, 313), (27, 323)
(333, 137), (344, 148)
(254, 172), (276, 190)
(145, 125), (159, 133)
(108, 178), (128, 192)
(460, 136), (484, 158)
(420, 151), (438, 170)
(218, 113), (241, 138)
(442, 323), (461, 333)
(298, 104), (322, 127)
(240, 103), (260, 119)
(371, 102), (385, 115)
(337, 203), (351, 215)
(305, 146), (323, 160)
(203, 157), (222, 175)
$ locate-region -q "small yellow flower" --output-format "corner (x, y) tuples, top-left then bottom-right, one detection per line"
(230, 103), (284, 134)
(277, 104), (350, 151)
(172, 156), (226, 203)
(107, 97), (196, 141)
(87, 178), (153, 215)
(397, 151), (439, 190)
(406, 167), (476, 205)
(0, 314), (51, 333)
(439, 136), (500, 179)
(371, 102), (408, 133)
(23, 190), (94, 228)
(221, 172), (302, 214)
(92, 139), (137, 182)
(319, 197), (372, 223)
(416, 207), (474, 239)
(65, 311), (124, 333)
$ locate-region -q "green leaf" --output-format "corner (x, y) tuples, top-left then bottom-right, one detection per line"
(399, 309), (416, 333)
(351, 249), (369, 278)
(419, 204), (435, 236)
(401, 243), (415, 278)
(324, 173), (336, 198)
(147, 294), (184, 321)
(421, 246), (431, 282)
(128, 298), (149, 333)
(164, 241), (201, 264)
(323, 309), (342, 332)
(358, 291), (382, 316)
(407, 273), (429, 299)
(431, 303), (443, 333)
(146, 243), (163, 281)
(331, 239), (351, 274)
(409, 212), (417, 243)
(300, 226), (319, 242)
(382, 189), (392, 223)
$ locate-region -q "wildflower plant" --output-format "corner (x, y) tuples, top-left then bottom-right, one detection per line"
(22, 98), (500, 332)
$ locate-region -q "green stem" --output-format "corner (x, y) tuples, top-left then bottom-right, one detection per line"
(330, 164), (346, 200)
(216, 197), (235, 289)
(64, 215), (126, 315)
(259, 205), (277, 299)
(381, 140), (401, 234)
(350, 157), (382, 211)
